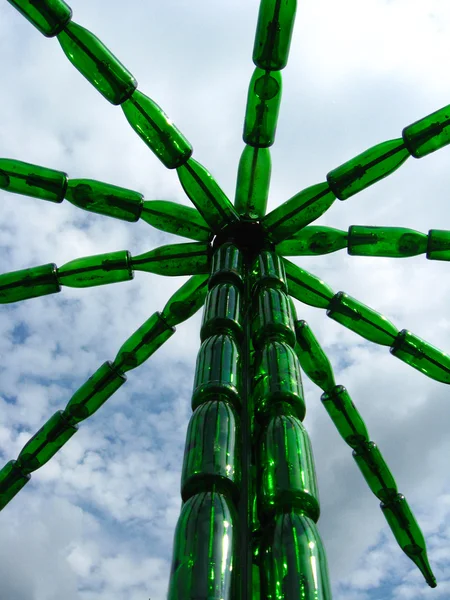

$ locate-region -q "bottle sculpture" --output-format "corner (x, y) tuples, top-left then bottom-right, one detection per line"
(2, 0), (450, 597)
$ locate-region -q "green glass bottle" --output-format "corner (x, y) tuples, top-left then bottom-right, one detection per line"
(251, 250), (287, 294)
(0, 460), (30, 511)
(57, 22), (137, 105)
(122, 90), (192, 168)
(209, 243), (244, 290)
(327, 292), (399, 346)
(427, 229), (450, 261)
(243, 68), (282, 148)
(7, 0), (72, 37)
(131, 242), (209, 276)
(327, 139), (410, 200)
(261, 511), (332, 600)
(251, 288), (296, 349)
(262, 183), (336, 244)
(348, 225), (427, 257)
(113, 312), (175, 373)
(200, 283), (243, 343)
(277, 225), (347, 256)
(402, 104), (450, 158)
(0, 158), (67, 203)
(252, 0), (297, 71)
(192, 334), (241, 410)
(0, 263), (60, 304)
(260, 406), (320, 522)
(140, 200), (211, 241)
(321, 386), (369, 449)
(162, 274), (209, 328)
(177, 158), (240, 233)
(390, 329), (450, 383)
(253, 340), (305, 421)
(381, 494), (436, 588)
(234, 145), (271, 218)
(294, 320), (336, 392)
(352, 441), (398, 503)
(168, 491), (238, 600)
(181, 400), (241, 502)
(64, 362), (126, 424)
(57, 250), (133, 288)
(65, 179), (144, 222)
(283, 258), (334, 309)
(15, 411), (77, 475)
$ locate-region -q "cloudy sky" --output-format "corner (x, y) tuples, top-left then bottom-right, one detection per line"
(1, 0), (450, 598)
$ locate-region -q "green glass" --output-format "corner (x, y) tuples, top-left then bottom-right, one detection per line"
(162, 275), (209, 327)
(321, 385), (369, 449)
(262, 183), (336, 244)
(234, 145), (271, 218)
(122, 90), (192, 168)
(0, 158), (67, 203)
(381, 494), (436, 588)
(252, 0), (297, 71)
(294, 320), (335, 392)
(131, 242), (209, 276)
(168, 491), (238, 600)
(403, 104), (450, 158)
(140, 200), (210, 241)
(0, 263), (60, 304)
(327, 292), (399, 346)
(283, 258), (334, 309)
(192, 334), (241, 410)
(177, 158), (240, 233)
(251, 288), (296, 349)
(64, 361), (126, 424)
(7, 0), (72, 37)
(0, 460), (30, 511)
(181, 400), (241, 502)
(15, 411), (77, 475)
(251, 250), (287, 294)
(113, 312), (175, 373)
(352, 441), (398, 503)
(277, 225), (347, 256)
(260, 407), (320, 522)
(390, 329), (450, 383)
(261, 511), (332, 600)
(58, 22), (137, 105)
(57, 250), (133, 288)
(254, 340), (305, 421)
(209, 243), (244, 290)
(348, 225), (427, 257)
(327, 139), (410, 200)
(65, 179), (143, 222)
(200, 283), (243, 343)
(427, 229), (450, 261)
(243, 68), (282, 148)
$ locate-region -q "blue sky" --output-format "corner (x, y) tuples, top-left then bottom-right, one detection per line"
(1, 0), (450, 598)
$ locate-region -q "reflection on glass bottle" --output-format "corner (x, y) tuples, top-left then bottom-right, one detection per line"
(168, 491), (238, 599)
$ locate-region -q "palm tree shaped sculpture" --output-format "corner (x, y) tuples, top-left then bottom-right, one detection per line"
(1, 1), (450, 598)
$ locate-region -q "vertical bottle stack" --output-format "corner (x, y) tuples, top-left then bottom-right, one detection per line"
(251, 251), (332, 599)
(167, 242), (244, 599)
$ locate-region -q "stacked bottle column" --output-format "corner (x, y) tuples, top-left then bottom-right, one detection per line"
(167, 242), (244, 599)
(251, 250), (332, 599)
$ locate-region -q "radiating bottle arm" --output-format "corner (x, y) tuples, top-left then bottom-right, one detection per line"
(0, 158), (212, 241)
(293, 320), (436, 587)
(6, 2), (193, 169)
(326, 103), (450, 201)
(0, 275), (210, 511)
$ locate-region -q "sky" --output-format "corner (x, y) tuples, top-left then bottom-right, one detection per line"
(1, 0), (450, 598)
